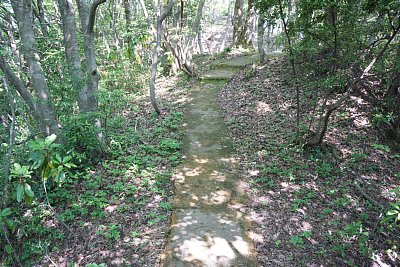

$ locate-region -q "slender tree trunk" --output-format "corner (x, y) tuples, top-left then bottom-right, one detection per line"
(219, 0), (232, 51)
(278, 0), (300, 137)
(265, 24), (272, 51)
(76, 0), (106, 113)
(110, 0), (120, 49)
(138, 0), (156, 37)
(257, 15), (266, 63)
(307, 23), (400, 146)
(173, 5), (179, 27)
(2, 77), (15, 208)
(386, 45), (400, 136)
(232, 0), (244, 46)
(33, 0), (49, 37)
(11, 0), (60, 136)
(239, 0), (255, 46)
(149, 0), (175, 115)
(0, 56), (38, 117)
(192, 0), (205, 54)
(123, 0), (133, 58)
(58, 0), (88, 112)
(4, 10), (21, 66)
(179, 0), (184, 29)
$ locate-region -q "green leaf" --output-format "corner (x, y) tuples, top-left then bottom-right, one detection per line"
(5, 245), (12, 254)
(1, 208), (12, 217)
(24, 183), (35, 197)
(45, 134), (57, 145)
(5, 219), (15, 231)
(16, 184), (24, 202)
(63, 155), (72, 163)
(55, 153), (62, 163)
(13, 163), (22, 171)
(387, 210), (397, 216)
(31, 155), (45, 169)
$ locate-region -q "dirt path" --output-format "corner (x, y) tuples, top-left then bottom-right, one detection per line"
(160, 55), (260, 267)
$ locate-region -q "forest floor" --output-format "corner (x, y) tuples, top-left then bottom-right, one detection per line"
(32, 75), (190, 266)
(219, 54), (400, 266)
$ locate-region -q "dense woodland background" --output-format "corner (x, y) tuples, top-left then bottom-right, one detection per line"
(0, 0), (399, 266)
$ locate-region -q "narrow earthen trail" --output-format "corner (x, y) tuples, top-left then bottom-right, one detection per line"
(161, 54), (260, 267)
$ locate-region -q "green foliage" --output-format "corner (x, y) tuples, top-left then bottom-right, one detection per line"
(0, 208), (16, 235)
(372, 109), (394, 126)
(290, 231), (312, 248)
(371, 143), (391, 153)
(332, 221), (370, 256)
(382, 187), (400, 228)
(97, 224), (121, 241)
(9, 134), (75, 205)
(62, 114), (104, 163)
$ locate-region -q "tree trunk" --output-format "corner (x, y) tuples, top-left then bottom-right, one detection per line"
(123, 0), (133, 58)
(11, 0), (60, 136)
(76, 0), (106, 113)
(386, 45), (400, 136)
(33, 0), (49, 37)
(58, 0), (88, 112)
(232, 0), (244, 46)
(4, 10), (21, 66)
(192, 0), (205, 54)
(278, 0), (300, 137)
(2, 77), (15, 208)
(179, 0), (184, 29)
(110, 0), (120, 49)
(307, 23), (400, 146)
(137, 0), (156, 37)
(149, 0), (175, 115)
(239, 0), (255, 46)
(0, 56), (38, 117)
(257, 14), (266, 62)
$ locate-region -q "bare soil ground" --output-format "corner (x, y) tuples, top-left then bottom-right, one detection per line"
(219, 55), (400, 266)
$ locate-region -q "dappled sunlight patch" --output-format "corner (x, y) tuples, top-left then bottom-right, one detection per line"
(194, 157), (209, 163)
(183, 166), (202, 177)
(104, 204), (118, 213)
(219, 156), (238, 163)
(353, 117), (371, 128)
(210, 170), (227, 182)
(178, 236), (236, 264)
(208, 190), (231, 204)
(231, 236), (251, 256)
(256, 101), (273, 114)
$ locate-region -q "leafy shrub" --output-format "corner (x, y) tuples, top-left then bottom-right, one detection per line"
(62, 113), (104, 163)
(9, 134), (76, 204)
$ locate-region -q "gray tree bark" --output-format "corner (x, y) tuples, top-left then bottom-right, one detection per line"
(232, 0), (244, 46)
(239, 0), (255, 46)
(0, 56), (38, 117)
(123, 0), (133, 58)
(58, 0), (88, 112)
(11, 0), (60, 135)
(149, 0), (174, 115)
(76, 0), (106, 113)
(192, 0), (205, 54)
(34, 0), (49, 37)
(257, 15), (266, 63)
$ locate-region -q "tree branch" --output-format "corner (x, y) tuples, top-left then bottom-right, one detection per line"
(0, 56), (37, 113)
(87, 0), (106, 35)
(158, 0), (174, 23)
(307, 19), (400, 146)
